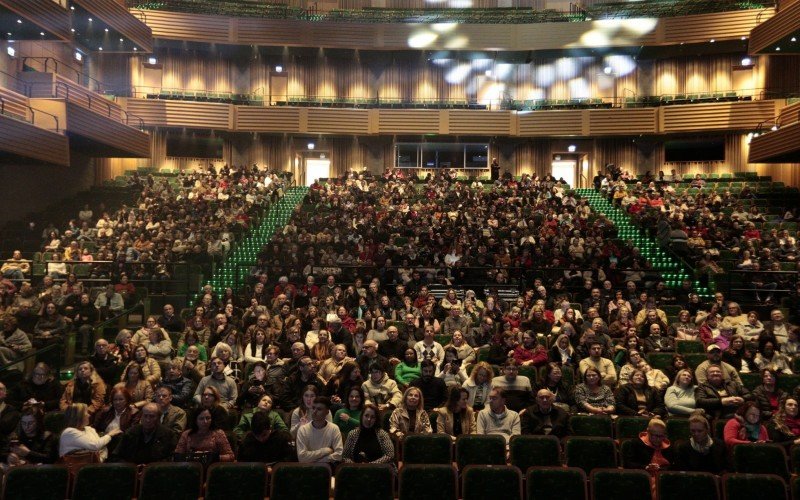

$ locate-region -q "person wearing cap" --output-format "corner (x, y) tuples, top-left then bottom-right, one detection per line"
(694, 344), (742, 384)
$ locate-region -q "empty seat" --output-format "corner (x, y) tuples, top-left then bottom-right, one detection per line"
(398, 464), (457, 500)
(509, 434), (561, 471)
(666, 418), (691, 442)
(455, 434), (506, 469)
(205, 462), (268, 500)
(658, 471), (719, 500)
(402, 433), (452, 464)
(72, 463), (137, 500)
(570, 415), (613, 436)
(335, 463), (394, 500)
(139, 462), (203, 500)
(722, 473), (788, 500)
(461, 465), (522, 500)
(3, 465), (69, 500)
(615, 416), (650, 440)
(733, 443), (789, 480)
(526, 466), (587, 500)
(565, 436), (617, 473)
(270, 463), (331, 500)
(591, 468), (651, 500)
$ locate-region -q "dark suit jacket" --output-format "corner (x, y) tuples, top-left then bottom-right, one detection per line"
(520, 405), (571, 438)
(110, 424), (178, 464)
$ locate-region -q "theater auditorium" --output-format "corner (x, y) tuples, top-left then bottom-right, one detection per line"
(1, 0), (800, 498)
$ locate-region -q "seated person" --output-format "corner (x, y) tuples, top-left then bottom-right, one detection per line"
(388, 386), (432, 441)
(520, 388), (570, 438)
(234, 394), (288, 442)
(342, 403), (395, 471)
(59, 403), (121, 462)
(490, 360), (533, 412)
(409, 360), (447, 412)
(110, 403), (177, 464)
(723, 401), (768, 449)
(237, 410), (296, 463)
(615, 368), (667, 418)
(434, 387), (476, 438)
(674, 412), (728, 474)
(622, 418), (675, 472)
(296, 396), (343, 464)
(175, 407), (235, 463)
(3, 404), (58, 466)
(476, 387), (520, 443)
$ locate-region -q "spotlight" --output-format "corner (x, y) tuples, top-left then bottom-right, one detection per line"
(275, 65), (283, 72)
(741, 57), (752, 66)
(603, 66), (613, 75)
(148, 56), (157, 64)
(307, 142), (315, 150)
(7, 46), (15, 57)
(568, 145), (577, 153)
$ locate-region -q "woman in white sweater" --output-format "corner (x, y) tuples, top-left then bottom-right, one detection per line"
(59, 403), (121, 462)
(664, 369), (699, 416)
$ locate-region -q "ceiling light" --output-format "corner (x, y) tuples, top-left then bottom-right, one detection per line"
(148, 56), (157, 64)
(40, 32), (45, 36)
(603, 66), (613, 75)
(307, 142), (315, 150)
(275, 65), (283, 72)
(119, 38), (123, 42)
(7, 47), (15, 57)
(710, 39), (715, 43)
(16, 19), (22, 24)
(70, 5), (74, 9)
(776, 47), (781, 51)
(568, 145), (577, 153)
(741, 36), (747, 40)
(133, 47), (137, 51)
(741, 57), (752, 66)
(104, 28), (109, 32)
(98, 47), (102, 51)
(70, 28), (75, 32)
(771, 124), (779, 131)
(792, 37), (797, 42)
(88, 17), (93, 22)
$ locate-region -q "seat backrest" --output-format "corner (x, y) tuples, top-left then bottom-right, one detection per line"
(270, 462), (331, 500)
(139, 462), (203, 500)
(402, 433), (452, 464)
(722, 473), (788, 500)
(666, 418), (691, 442)
(205, 462), (267, 500)
(334, 463), (394, 500)
(565, 436), (617, 474)
(590, 468), (650, 500)
(509, 434), (561, 471)
(398, 464), (457, 500)
(570, 415), (613, 436)
(461, 465), (522, 500)
(733, 443), (789, 480)
(658, 471), (719, 500)
(455, 434), (507, 469)
(615, 416), (650, 440)
(526, 466), (587, 500)
(3, 465), (69, 500)
(72, 463), (137, 500)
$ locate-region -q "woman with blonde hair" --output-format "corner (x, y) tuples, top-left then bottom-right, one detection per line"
(664, 368), (698, 416)
(59, 403), (121, 462)
(462, 361), (493, 411)
(388, 386), (431, 440)
(622, 417), (674, 472)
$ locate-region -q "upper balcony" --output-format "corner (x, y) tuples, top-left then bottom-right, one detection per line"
(0, 0), (71, 42)
(126, 0), (774, 51)
(749, 0), (800, 54)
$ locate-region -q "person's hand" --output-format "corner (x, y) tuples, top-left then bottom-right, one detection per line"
(184, 361), (194, 370)
(108, 428), (123, 437)
(300, 416), (309, 426)
(331, 395), (342, 405)
(340, 413), (349, 422)
(7, 453), (21, 466)
(11, 444), (30, 457)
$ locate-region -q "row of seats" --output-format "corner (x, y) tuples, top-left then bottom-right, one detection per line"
(2, 461), (790, 500)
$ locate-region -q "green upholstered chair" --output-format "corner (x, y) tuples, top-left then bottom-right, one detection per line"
(398, 464), (457, 500)
(270, 463), (330, 500)
(139, 462), (203, 500)
(525, 466), (587, 500)
(402, 433), (452, 464)
(564, 436), (617, 474)
(72, 463), (137, 500)
(657, 471), (719, 500)
(590, 468), (651, 500)
(455, 434), (506, 469)
(509, 434), (561, 471)
(722, 473), (788, 500)
(732, 443), (789, 480)
(461, 465), (522, 500)
(3, 465), (69, 500)
(205, 462), (268, 500)
(335, 463), (394, 500)
(570, 415), (613, 437)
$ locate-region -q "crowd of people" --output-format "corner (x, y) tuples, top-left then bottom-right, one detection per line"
(0, 169), (797, 485)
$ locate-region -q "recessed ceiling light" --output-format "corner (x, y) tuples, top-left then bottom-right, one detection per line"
(98, 47), (103, 51)
(104, 28), (109, 32)
(133, 47), (137, 51)
(40, 32), (45, 36)
(741, 36), (747, 40)
(88, 17), (93, 22)
(792, 37), (797, 42)
(776, 47), (781, 51)
(6, 33), (11, 36)
(119, 38), (123, 42)
(710, 39), (715, 43)
(70, 5), (74, 9)
(16, 19), (22, 24)
(70, 28), (75, 32)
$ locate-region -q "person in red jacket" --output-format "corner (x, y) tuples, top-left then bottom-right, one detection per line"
(512, 331), (548, 367)
(724, 401), (769, 450)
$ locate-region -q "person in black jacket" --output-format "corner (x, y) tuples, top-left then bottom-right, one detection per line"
(615, 369), (666, 418)
(520, 389), (571, 438)
(695, 365), (751, 420)
(622, 418), (675, 471)
(1, 404), (58, 466)
(674, 413), (728, 474)
(10, 362), (62, 412)
(110, 403), (177, 464)
(767, 397), (800, 450)
(88, 339), (121, 387)
(237, 410), (296, 463)
(409, 361), (447, 412)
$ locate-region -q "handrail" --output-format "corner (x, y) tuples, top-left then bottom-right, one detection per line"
(121, 108), (146, 130)
(21, 56), (110, 94)
(55, 80), (115, 120)
(0, 68), (32, 97)
(28, 104), (61, 133)
(0, 341), (63, 374)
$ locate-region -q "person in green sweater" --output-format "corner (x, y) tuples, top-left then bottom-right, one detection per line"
(333, 386), (364, 438)
(234, 394), (288, 441)
(395, 348), (422, 388)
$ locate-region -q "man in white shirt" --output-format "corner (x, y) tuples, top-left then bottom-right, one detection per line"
(476, 387), (520, 443)
(296, 396), (342, 464)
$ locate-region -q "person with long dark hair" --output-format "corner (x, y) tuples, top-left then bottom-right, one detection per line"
(175, 407), (234, 462)
(434, 386), (475, 438)
(342, 403), (395, 470)
(2, 404), (58, 466)
(333, 386), (365, 437)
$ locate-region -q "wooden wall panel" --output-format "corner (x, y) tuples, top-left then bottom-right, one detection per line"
(133, 8), (766, 51)
(124, 99), (232, 129)
(662, 9), (772, 45)
(0, 86), (31, 121)
(749, 121), (800, 162)
(518, 110), (583, 136)
(0, 114), (69, 165)
(589, 108), (657, 135)
(779, 100), (800, 125)
(66, 102), (150, 157)
(448, 110), (511, 135)
(378, 109), (439, 134)
(73, 0), (153, 51)
(661, 100), (777, 133)
(0, 0), (71, 40)
(750, 0), (800, 53)
(306, 108), (369, 134)
(235, 106), (301, 132)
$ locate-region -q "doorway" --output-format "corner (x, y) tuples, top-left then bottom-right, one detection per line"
(304, 158), (330, 186)
(551, 159), (577, 188)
